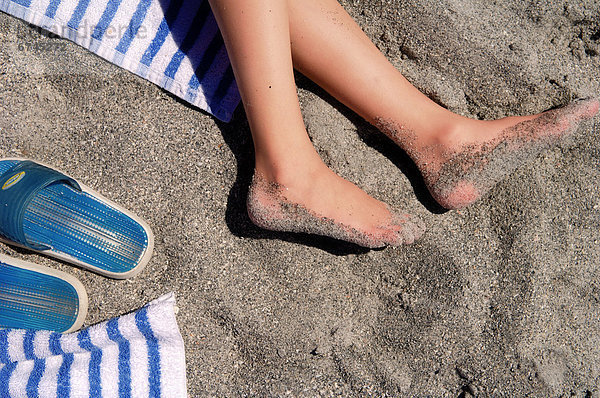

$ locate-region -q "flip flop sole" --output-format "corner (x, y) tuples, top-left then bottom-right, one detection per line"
(0, 254), (87, 333)
(0, 159), (154, 279)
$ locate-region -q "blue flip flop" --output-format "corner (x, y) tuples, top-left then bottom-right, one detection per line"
(0, 158), (154, 279)
(0, 254), (87, 332)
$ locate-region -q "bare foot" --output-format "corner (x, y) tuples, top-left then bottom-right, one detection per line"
(247, 165), (425, 248)
(380, 98), (600, 209)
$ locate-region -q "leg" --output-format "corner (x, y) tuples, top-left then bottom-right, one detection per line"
(208, 0), (424, 247)
(287, 0), (599, 209)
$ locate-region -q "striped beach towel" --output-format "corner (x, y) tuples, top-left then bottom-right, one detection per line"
(0, 0), (240, 122)
(0, 293), (187, 397)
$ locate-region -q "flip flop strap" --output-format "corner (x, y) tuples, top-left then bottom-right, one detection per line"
(0, 161), (80, 250)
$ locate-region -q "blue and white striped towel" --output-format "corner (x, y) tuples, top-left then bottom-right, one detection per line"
(0, 0), (240, 122)
(0, 293), (187, 397)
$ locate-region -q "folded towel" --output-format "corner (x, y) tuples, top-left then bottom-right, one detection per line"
(0, 293), (187, 397)
(0, 0), (240, 122)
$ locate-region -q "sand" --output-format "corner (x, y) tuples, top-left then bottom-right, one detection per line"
(1, 0), (600, 395)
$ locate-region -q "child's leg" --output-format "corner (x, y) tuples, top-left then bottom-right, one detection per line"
(287, 0), (599, 209)
(208, 0), (424, 247)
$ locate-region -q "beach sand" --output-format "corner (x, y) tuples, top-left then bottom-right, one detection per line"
(1, 0), (600, 395)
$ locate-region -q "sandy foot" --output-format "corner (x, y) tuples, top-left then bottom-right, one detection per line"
(380, 97), (599, 210)
(426, 98), (599, 209)
(247, 170), (425, 248)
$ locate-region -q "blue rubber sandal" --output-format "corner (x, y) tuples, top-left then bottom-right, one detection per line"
(0, 254), (87, 332)
(0, 159), (154, 279)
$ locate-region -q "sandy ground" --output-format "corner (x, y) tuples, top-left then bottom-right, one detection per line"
(1, 0), (600, 396)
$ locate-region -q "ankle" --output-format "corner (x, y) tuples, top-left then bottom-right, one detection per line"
(254, 154), (325, 188)
(376, 112), (468, 151)
(394, 120), (468, 169)
(429, 118), (473, 149)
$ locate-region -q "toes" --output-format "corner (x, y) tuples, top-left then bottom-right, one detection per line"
(402, 229), (415, 245)
(551, 98), (600, 134)
(409, 215), (426, 241)
(401, 215), (426, 244)
(572, 97), (600, 120)
(381, 213), (426, 246)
